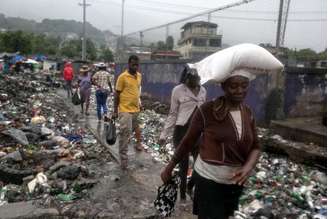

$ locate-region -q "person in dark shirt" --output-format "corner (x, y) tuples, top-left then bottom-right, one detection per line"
(161, 69), (261, 219)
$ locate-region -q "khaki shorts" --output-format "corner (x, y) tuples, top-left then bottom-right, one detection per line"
(118, 112), (140, 131)
(118, 112), (140, 168)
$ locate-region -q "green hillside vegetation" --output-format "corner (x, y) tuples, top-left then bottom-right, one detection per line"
(0, 13), (105, 44)
(0, 30), (114, 62)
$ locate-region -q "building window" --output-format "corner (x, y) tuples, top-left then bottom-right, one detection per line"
(193, 38), (207, 47)
(208, 28), (216, 35)
(209, 38), (221, 47)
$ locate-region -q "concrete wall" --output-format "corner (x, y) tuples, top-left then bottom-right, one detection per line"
(115, 62), (327, 121)
(115, 61), (271, 121)
(284, 67), (326, 118)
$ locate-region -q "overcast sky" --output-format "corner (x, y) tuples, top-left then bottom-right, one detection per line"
(0, 0), (326, 51)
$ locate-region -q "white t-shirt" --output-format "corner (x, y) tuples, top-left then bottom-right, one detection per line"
(230, 110), (242, 139)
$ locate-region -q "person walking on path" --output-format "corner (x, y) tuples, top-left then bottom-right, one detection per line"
(63, 62), (74, 98)
(92, 63), (113, 121)
(161, 69), (261, 219)
(113, 55), (143, 171)
(78, 65), (92, 116)
(159, 65), (206, 202)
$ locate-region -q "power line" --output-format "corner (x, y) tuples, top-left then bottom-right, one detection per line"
(93, 0), (326, 14)
(122, 0), (258, 36)
(134, 0), (326, 14)
(212, 15), (326, 22)
(91, 1), (327, 22)
(123, 6), (327, 22)
(93, 0), (327, 20)
(124, 5), (327, 22)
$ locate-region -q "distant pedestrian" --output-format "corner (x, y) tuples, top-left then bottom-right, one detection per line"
(78, 65), (92, 116)
(63, 62), (74, 98)
(108, 62), (115, 74)
(2, 55), (8, 74)
(92, 63), (113, 121)
(14, 61), (22, 74)
(159, 65), (207, 202)
(113, 55), (143, 170)
(3, 57), (9, 74)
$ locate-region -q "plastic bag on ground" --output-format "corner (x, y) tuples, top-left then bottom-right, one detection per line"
(27, 172), (49, 193)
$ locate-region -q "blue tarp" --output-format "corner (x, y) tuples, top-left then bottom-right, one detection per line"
(11, 55), (24, 64)
(33, 54), (47, 62)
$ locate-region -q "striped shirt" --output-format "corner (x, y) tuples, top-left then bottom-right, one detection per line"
(92, 70), (112, 91)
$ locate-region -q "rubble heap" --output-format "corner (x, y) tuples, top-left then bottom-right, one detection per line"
(0, 73), (110, 207)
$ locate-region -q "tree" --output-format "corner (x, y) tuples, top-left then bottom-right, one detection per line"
(296, 48), (317, 61)
(86, 39), (97, 61)
(156, 41), (166, 50)
(318, 49), (327, 60)
(32, 34), (47, 54)
(99, 45), (114, 62)
(59, 38), (97, 60)
(149, 43), (156, 51)
(166, 36), (174, 50)
(60, 39), (80, 59)
(0, 31), (32, 54)
(32, 34), (60, 56)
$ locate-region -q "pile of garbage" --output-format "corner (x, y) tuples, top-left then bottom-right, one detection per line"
(130, 109), (174, 163)
(137, 110), (327, 219)
(0, 73), (109, 206)
(236, 152), (326, 219)
(141, 95), (170, 115)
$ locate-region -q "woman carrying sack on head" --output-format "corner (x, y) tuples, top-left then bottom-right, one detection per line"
(161, 43), (283, 219)
(161, 70), (261, 219)
(78, 65), (92, 115)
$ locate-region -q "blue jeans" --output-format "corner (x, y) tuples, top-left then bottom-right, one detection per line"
(96, 89), (108, 120)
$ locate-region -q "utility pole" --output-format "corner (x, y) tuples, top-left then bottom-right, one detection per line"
(275, 0), (284, 52)
(275, 0), (290, 89)
(280, 0), (291, 47)
(121, 0), (126, 56)
(79, 0), (91, 61)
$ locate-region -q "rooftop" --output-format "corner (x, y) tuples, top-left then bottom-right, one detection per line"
(181, 21), (218, 30)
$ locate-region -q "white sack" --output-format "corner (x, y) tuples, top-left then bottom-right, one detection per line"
(188, 43), (284, 84)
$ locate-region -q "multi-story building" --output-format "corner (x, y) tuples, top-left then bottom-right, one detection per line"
(177, 21), (222, 60)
